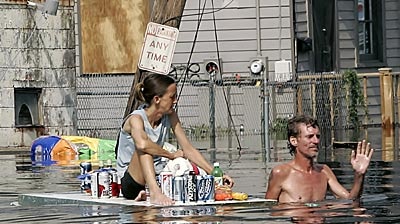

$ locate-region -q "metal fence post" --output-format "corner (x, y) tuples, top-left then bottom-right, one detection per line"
(396, 73), (400, 160)
(209, 70), (216, 163)
(227, 86), (232, 149)
(263, 70), (270, 163)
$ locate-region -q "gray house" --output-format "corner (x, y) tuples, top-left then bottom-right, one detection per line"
(171, 0), (400, 150)
(174, 0), (399, 77)
(295, 0), (400, 73)
(0, 0), (399, 148)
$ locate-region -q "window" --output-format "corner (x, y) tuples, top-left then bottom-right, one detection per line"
(14, 88), (42, 127)
(357, 0), (384, 62)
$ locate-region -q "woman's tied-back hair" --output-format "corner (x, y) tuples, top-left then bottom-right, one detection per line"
(134, 73), (176, 105)
(287, 114), (319, 155)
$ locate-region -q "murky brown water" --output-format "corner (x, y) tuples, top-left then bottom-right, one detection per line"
(1, 143), (400, 223)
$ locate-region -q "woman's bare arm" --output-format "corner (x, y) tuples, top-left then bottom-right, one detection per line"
(169, 111), (213, 174)
(126, 114), (183, 159)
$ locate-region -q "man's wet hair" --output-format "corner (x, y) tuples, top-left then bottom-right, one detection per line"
(287, 115), (319, 155)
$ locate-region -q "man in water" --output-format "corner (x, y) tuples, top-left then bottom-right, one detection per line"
(265, 115), (374, 203)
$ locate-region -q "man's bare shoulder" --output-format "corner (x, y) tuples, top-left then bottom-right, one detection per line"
(270, 162), (293, 177)
(315, 163), (335, 175)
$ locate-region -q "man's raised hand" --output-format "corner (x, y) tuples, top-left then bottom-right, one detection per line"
(351, 140), (374, 175)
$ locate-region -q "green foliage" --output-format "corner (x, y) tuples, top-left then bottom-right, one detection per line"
(178, 124), (232, 139)
(342, 70), (368, 140)
(270, 117), (288, 140)
(185, 124), (209, 139)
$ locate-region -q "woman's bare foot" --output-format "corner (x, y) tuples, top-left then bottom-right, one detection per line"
(151, 192), (174, 206)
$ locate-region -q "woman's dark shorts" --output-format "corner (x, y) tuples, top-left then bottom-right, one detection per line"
(121, 170), (145, 200)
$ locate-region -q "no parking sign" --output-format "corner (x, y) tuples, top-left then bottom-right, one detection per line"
(138, 22), (179, 75)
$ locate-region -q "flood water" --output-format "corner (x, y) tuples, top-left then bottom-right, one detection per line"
(1, 144), (400, 223)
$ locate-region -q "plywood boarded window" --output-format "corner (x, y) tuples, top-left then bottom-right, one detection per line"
(80, 0), (150, 74)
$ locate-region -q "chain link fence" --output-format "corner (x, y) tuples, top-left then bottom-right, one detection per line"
(76, 70), (400, 162)
(76, 74), (133, 139)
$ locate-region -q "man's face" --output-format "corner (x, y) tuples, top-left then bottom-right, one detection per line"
(290, 123), (321, 158)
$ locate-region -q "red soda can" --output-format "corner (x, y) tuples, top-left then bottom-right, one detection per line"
(109, 171), (120, 197)
(117, 174), (122, 197)
(91, 171), (111, 199)
(160, 171), (173, 199)
(98, 171), (110, 198)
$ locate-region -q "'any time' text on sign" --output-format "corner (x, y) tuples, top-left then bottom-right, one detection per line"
(138, 22), (179, 75)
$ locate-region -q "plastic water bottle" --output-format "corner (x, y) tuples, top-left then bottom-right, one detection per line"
(211, 162), (224, 186)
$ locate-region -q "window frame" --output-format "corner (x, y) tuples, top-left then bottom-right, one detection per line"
(356, 0), (386, 67)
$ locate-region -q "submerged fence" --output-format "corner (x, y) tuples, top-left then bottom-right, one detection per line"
(76, 68), (400, 162)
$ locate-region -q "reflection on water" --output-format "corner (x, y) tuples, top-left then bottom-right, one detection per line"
(1, 148), (400, 223)
(269, 200), (379, 223)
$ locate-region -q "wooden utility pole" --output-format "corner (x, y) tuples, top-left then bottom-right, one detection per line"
(379, 67), (394, 161)
(123, 0), (187, 118)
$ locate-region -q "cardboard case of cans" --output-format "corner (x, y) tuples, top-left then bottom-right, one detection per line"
(159, 171), (215, 203)
(80, 162), (215, 203)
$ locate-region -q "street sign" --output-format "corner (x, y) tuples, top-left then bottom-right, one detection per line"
(138, 22), (179, 75)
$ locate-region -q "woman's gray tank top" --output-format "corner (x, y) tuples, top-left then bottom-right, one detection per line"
(116, 108), (170, 177)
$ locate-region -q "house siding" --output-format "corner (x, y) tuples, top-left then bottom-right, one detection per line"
(335, 0), (400, 127)
(290, 0), (400, 131)
(172, 0), (294, 127)
(294, 0), (311, 72)
(337, 0), (357, 70)
(385, 0), (400, 71)
(336, 0), (400, 72)
(173, 0), (293, 79)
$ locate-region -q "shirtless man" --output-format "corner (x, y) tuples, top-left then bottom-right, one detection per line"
(265, 115), (374, 203)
